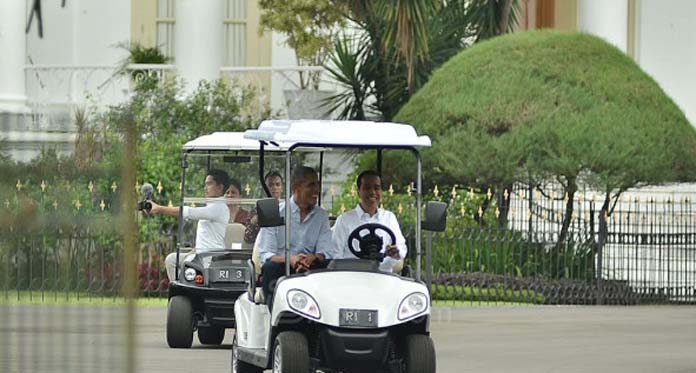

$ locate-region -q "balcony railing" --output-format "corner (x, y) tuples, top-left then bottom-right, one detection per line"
(24, 64), (334, 120)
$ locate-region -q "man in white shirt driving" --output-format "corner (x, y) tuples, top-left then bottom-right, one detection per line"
(332, 170), (407, 273)
(149, 169), (231, 281)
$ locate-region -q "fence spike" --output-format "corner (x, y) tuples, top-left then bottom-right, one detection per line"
(451, 186), (458, 199)
(478, 206), (483, 217)
(157, 181), (163, 194)
(504, 189), (509, 200)
(75, 199), (82, 211)
(495, 208), (500, 219)
(487, 188), (492, 200)
(111, 181), (118, 192)
(40, 180), (47, 192)
(388, 184), (393, 196)
(433, 185), (439, 198)
(460, 206), (466, 217)
(168, 200), (173, 207)
(397, 203), (403, 214)
(244, 183), (251, 195)
(99, 200), (106, 211)
(88, 181), (94, 193)
(52, 200), (58, 210)
(16, 179), (23, 191)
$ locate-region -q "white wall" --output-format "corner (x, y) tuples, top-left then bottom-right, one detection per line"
(636, 0), (696, 127)
(26, 0), (129, 66)
(579, 0), (628, 53)
(24, 0), (131, 109)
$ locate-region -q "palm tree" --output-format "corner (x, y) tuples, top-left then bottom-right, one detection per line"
(325, 0), (519, 120)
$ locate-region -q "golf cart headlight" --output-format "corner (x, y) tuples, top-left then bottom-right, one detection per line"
(184, 268), (196, 281)
(287, 289), (321, 319)
(398, 292), (428, 320)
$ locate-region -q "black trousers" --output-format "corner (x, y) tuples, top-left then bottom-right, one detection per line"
(261, 259), (328, 307)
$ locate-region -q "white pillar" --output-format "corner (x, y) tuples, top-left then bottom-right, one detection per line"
(0, 0), (28, 113)
(579, 0), (629, 53)
(175, 0), (223, 94)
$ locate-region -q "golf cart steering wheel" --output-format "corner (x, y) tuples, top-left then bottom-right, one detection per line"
(347, 223), (397, 261)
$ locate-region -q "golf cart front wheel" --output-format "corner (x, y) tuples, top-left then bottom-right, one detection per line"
(403, 334), (436, 373)
(198, 326), (225, 345)
(166, 295), (194, 348)
(232, 334), (263, 373)
(272, 331), (310, 373)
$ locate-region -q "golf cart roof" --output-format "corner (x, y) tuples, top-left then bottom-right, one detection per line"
(182, 132), (289, 151)
(244, 120), (431, 148)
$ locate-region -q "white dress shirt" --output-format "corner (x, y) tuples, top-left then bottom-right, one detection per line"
(182, 197), (230, 252)
(257, 197), (333, 264)
(332, 204), (407, 272)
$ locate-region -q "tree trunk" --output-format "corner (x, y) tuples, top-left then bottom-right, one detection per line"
(555, 176), (577, 250)
(497, 0), (513, 35)
(495, 183), (512, 227)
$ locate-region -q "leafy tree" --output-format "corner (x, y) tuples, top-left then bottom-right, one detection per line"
(258, 0), (347, 89)
(325, 0), (520, 121)
(393, 31), (696, 242)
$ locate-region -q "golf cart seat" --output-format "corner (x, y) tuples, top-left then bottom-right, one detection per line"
(247, 239), (264, 304)
(224, 223), (246, 250)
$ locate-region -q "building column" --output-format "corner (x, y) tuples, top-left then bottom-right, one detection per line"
(175, 0), (223, 94)
(0, 0), (28, 113)
(579, 0), (629, 53)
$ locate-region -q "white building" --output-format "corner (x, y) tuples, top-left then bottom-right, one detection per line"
(1, 0), (695, 162)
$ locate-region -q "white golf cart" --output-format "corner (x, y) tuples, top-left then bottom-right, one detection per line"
(166, 133), (289, 348)
(231, 120), (446, 373)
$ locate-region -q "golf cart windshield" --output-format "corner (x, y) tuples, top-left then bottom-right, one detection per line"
(178, 133), (290, 252)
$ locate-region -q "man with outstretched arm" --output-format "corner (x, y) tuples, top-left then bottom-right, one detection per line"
(148, 169), (231, 281)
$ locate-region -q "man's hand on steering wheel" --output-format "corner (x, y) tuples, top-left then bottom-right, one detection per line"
(385, 244), (400, 259)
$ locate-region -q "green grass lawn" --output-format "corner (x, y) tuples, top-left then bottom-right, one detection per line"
(2, 291), (529, 308)
(0, 291), (168, 307)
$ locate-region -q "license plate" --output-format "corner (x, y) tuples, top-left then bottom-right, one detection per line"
(212, 268), (245, 282)
(339, 309), (378, 327)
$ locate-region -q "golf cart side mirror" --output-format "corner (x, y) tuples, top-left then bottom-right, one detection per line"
(422, 201), (447, 232)
(256, 198), (284, 227)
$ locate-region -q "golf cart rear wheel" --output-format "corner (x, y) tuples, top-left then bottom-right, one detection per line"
(198, 326), (225, 345)
(403, 334), (436, 373)
(166, 295), (194, 348)
(232, 334), (263, 373)
(272, 331), (310, 373)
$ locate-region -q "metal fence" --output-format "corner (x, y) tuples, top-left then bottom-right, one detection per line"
(425, 183), (696, 305)
(2, 181), (695, 305)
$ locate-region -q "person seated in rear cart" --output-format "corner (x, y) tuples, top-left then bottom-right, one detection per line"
(332, 170), (407, 273)
(256, 166), (332, 305)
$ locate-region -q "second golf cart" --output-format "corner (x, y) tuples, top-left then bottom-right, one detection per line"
(166, 132), (289, 348)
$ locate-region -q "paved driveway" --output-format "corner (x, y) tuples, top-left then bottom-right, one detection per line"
(1, 305), (695, 372)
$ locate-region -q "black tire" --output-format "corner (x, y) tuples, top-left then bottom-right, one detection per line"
(231, 333), (263, 373)
(198, 326), (225, 345)
(403, 334), (436, 373)
(166, 296), (194, 348)
(272, 331), (310, 373)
